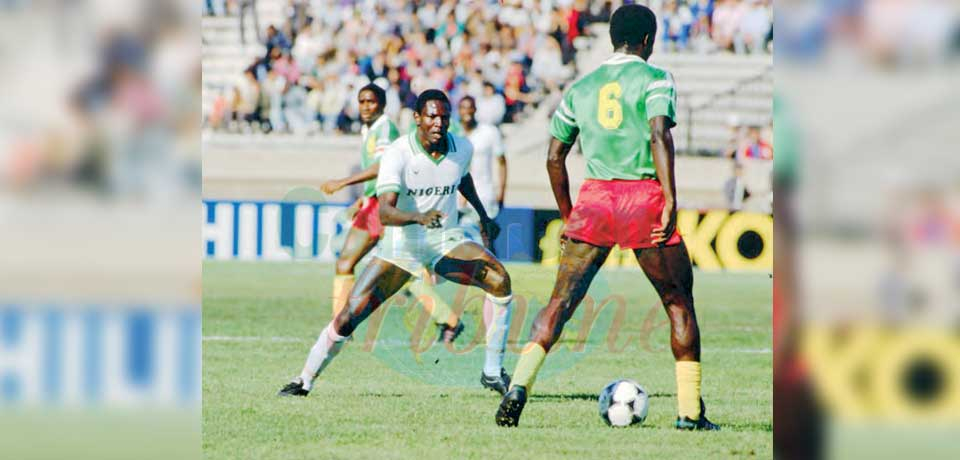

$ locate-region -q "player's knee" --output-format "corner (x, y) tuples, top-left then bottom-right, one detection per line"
(661, 290), (692, 312)
(332, 309), (353, 336)
(336, 293), (371, 336)
(486, 264), (511, 296)
(335, 256), (356, 275)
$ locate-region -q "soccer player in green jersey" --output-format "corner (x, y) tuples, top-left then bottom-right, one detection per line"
(318, 83), (400, 317)
(495, 5), (719, 430)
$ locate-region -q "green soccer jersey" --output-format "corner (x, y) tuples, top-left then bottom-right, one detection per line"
(360, 114), (400, 197)
(773, 94), (798, 187)
(448, 119), (464, 137)
(549, 52), (677, 180)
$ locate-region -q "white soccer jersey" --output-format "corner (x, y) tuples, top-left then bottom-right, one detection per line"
(462, 123), (505, 212)
(376, 132), (474, 241)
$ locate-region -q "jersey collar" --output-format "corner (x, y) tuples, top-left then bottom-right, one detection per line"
(603, 52), (646, 65)
(363, 113), (387, 135)
(408, 132), (456, 165)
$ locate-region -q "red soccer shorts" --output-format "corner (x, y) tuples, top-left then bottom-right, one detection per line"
(352, 196), (384, 238)
(563, 179), (683, 249)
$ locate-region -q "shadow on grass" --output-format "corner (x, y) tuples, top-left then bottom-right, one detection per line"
(717, 421), (773, 432)
(356, 392), (408, 398)
(533, 392), (674, 401)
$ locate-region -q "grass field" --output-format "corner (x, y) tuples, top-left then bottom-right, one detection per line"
(203, 260), (771, 459)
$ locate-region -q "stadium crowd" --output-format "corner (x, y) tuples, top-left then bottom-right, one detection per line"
(203, 0), (772, 134)
(660, 0), (772, 54)
(206, 0), (610, 134)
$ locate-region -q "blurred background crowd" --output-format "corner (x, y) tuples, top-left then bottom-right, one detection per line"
(0, 0), (958, 458)
(202, 0), (772, 137)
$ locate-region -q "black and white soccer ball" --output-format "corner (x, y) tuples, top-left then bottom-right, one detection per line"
(598, 379), (649, 427)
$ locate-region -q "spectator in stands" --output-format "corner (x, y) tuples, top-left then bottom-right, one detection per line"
(690, 0), (715, 34)
(503, 59), (534, 122)
(712, 0), (746, 52)
(283, 82), (311, 134)
(737, 125), (774, 160)
(383, 69), (403, 121)
(724, 114), (745, 158)
(739, 0), (772, 54)
(264, 25), (291, 59)
(475, 81), (506, 126)
(318, 74), (347, 134)
(291, 24), (328, 74)
(233, 68), (260, 123)
(238, 0), (261, 45)
(362, 52), (389, 82)
(263, 68), (287, 132)
(271, 50), (301, 87)
(285, 0), (311, 42)
(663, 0), (695, 51)
(530, 36), (572, 95)
(208, 89), (229, 129)
(205, 0), (227, 17)
(687, 0), (716, 52)
(724, 162), (751, 210)
(208, 1), (590, 133)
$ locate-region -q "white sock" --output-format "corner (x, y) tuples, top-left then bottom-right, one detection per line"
(483, 294), (513, 377)
(298, 322), (347, 390)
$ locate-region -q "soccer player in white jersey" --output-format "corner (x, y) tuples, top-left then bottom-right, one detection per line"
(455, 95), (507, 247)
(278, 90), (515, 396)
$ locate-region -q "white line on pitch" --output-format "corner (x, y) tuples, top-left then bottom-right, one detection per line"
(202, 335), (771, 353)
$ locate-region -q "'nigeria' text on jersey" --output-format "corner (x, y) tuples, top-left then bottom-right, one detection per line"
(375, 132), (474, 240)
(549, 52), (677, 181)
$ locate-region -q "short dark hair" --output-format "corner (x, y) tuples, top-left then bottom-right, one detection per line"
(414, 89), (451, 114)
(358, 83), (386, 105)
(609, 4), (657, 49)
(459, 95), (475, 106)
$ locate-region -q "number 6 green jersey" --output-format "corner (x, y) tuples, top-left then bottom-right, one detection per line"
(549, 52), (677, 180)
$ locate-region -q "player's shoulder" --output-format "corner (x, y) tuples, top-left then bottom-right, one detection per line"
(376, 116), (399, 134)
(383, 117), (400, 133)
(448, 132), (474, 156)
(642, 61), (674, 82)
(384, 133), (413, 158)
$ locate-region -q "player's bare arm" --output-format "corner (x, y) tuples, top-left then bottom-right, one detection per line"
(546, 136), (578, 221)
(322, 163), (381, 194)
(496, 155), (507, 209)
(378, 190), (443, 228)
(458, 172), (501, 245)
(649, 115), (677, 245)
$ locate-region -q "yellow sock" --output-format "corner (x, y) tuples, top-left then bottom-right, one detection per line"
(332, 274), (355, 317)
(409, 274), (457, 327)
(511, 343), (547, 391)
(676, 361), (702, 420)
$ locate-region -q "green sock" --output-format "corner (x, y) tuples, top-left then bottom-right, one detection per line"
(511, 343), (547, 391)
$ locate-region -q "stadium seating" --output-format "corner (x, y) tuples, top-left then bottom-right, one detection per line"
(202, 3), (772, 211)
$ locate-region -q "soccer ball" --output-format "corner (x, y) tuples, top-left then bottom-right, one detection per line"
(598, 380), (649, 427)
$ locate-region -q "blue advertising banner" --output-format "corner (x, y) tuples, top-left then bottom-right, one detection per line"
(202, 200), (772, 271)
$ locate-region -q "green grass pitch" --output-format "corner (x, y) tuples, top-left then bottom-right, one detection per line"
(203, 260), (771, 459)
